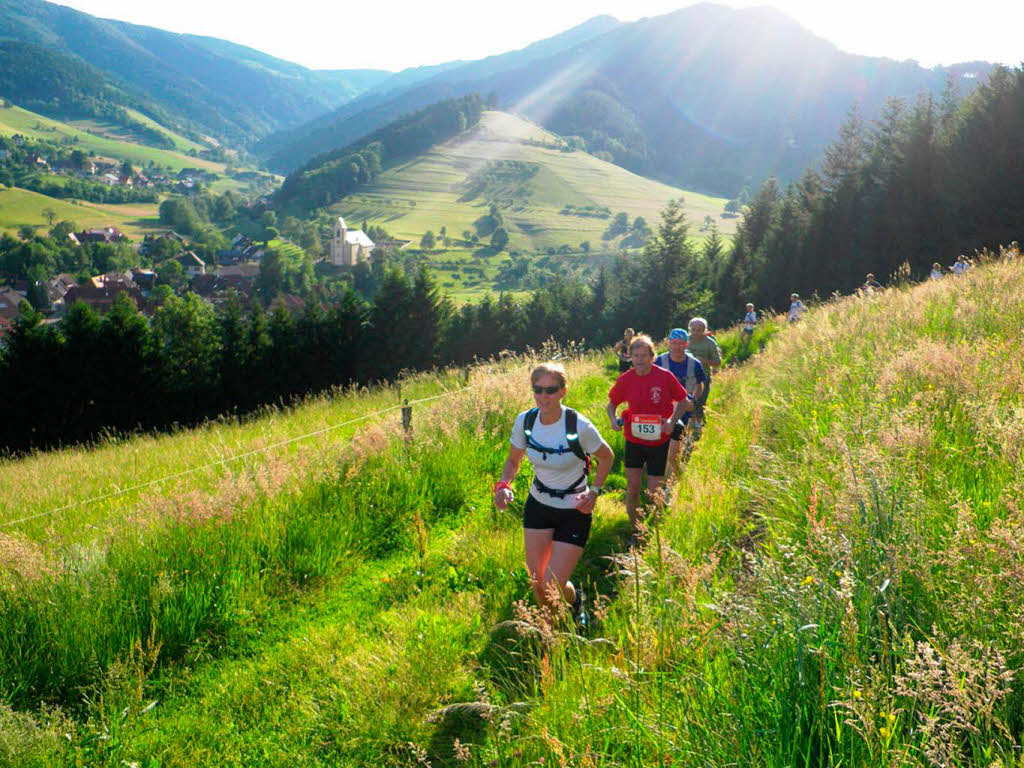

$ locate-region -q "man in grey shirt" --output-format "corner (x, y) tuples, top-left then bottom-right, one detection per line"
(686, 317), (721, 440)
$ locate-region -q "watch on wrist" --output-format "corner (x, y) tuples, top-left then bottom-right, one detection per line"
(591, 486), (603, 496)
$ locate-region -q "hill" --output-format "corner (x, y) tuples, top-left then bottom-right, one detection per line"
(312, 110), (736, 251)
(262, 4), (992, 195)
(4, 252), (1023, 766)
(255, 14), (624, 168)
(0, 40), (185, 149)
(0, 0), (390, 145)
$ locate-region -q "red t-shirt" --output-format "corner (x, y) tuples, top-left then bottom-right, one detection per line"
(609, 366), (687, 445)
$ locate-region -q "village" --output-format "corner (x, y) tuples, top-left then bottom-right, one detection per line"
(0, 216), (396, 339)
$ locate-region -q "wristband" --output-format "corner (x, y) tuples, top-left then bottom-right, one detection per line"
(494, 480), (513, 494)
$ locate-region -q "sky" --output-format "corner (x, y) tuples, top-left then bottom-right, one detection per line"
(54, 0), (1023, 72)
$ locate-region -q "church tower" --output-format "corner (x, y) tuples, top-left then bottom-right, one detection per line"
(330, 216), (348, 264)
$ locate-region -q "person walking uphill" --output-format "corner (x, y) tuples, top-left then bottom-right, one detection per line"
(607, 334), (690, 540)
(612, 327), (635, 373)
(494, 362), (614, 620)
(655, 328), (706, 473)
(685, 318), (721, 440)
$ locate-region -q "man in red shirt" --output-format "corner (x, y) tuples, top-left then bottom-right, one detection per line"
(606, 333), (691, 537)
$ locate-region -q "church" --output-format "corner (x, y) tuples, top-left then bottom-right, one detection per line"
(329, 217), (375, 266)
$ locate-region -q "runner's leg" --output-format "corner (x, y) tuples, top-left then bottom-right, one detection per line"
(625, 467), (644, 533)
(524, 528), (555, 606)
(545, 541), (585, 604)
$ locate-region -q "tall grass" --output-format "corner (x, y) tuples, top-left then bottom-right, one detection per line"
(475, 247), (1024, 766)
(6, 252), (1024, 767)
(0, 367), (466, 545)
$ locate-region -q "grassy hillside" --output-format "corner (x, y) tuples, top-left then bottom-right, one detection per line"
(0, 103), (225, 173)
(4, 252), (1022, 766)
(0, 186), (160, 236)
(335, 110), (736, 252)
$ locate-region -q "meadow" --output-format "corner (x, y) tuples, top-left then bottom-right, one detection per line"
(0, 104), (225, 173)
(0, 186), (161, 237)
(3, 251), (1022, 767)
(333, 111), (736, 254)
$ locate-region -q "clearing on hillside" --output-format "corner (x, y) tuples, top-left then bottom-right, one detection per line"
(332, 110), (736, 251)
(0, 186), (160, 237)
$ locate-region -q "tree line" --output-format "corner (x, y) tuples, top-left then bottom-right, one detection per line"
(3, 66), (1022, 453)
(712, 66), (1024, 318)
(274, 95), (484, 212)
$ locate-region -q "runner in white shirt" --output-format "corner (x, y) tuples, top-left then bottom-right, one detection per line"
(788, 293), (806, 323)
(741, 303), (757, 343)
(494, 362), (614, 624)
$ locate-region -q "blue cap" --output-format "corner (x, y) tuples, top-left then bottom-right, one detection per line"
(668, 328), (688, 340)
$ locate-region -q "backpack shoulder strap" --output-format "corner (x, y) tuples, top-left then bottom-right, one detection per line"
(523, 407), (539, 440)
(564, 408), (588, 463)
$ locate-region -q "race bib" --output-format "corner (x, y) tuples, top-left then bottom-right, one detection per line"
(630, 414), (663, 441)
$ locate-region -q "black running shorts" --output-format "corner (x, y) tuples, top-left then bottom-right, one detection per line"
(624, 439), (670, 476)
(523, 494), (592, 547)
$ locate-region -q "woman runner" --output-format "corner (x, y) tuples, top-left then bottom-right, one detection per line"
(612, 327), (635, 373)
(494, 362), (614, 619)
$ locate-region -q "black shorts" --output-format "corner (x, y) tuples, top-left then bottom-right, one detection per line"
(618, 358), (631, 373)
(523, 494), (592, 547)
(624, 440), (670, 476)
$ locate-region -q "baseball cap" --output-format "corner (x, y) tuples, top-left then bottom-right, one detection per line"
(668, 328), (688, 340)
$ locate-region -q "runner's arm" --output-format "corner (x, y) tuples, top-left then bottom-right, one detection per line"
(606, 401), (622, 431)
(494, 446), (526, 510)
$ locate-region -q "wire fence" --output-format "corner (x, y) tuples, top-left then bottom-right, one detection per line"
(0, 385), (475, 532)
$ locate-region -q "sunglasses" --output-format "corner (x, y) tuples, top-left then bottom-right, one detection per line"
(532, 385), (561, 395)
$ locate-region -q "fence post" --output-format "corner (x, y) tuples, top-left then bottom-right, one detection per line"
(401, 398), (412, 436)
(462, 366), (470, 387)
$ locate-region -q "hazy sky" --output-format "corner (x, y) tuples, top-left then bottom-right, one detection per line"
(54, 0), (1023, 71)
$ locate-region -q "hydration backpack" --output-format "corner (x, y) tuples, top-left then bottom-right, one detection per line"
(522, 407), (591, 498)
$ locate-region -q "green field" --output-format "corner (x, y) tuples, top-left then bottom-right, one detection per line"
(0, 186), (161, 237)
(0, 103), (225, 173)
(65, 108), (210, 156)
(334, 111), (736, 253)
(6, 252), (1023, 766)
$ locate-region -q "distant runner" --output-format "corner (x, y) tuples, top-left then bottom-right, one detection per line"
(863, 273), (882, 293)
(952, 255), (970, 275)
(494, 362), (613, 625)
(607, 334), (689, 540)
(655, 327), (706, 473)
(788, 293), (806, 323)
(612, 327), (635, 373)
(741, 303), (758, 342)
(685, 318), (721, 441)
(930, 262), (944, 280)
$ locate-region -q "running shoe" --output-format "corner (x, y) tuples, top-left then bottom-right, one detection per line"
(571, 589), (588, 632)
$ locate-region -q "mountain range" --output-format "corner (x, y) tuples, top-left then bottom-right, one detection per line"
(258, 4), (994, 195)
(0, 0), (996, 196)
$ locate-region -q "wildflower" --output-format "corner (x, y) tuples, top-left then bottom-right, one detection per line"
(800, 575), (815, 587)
(853, 690), (862, 699)
(879, 726), (890, 739)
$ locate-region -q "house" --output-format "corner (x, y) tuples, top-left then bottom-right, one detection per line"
(90, 271), (134, 289)
(176, 251), (206, 278)
(131, 268), (156, 292)
(0, 290), (26, 323)
(329, 216), (374, 266)
(100, 172), (120, 187)
(63, 280), (142, 314)
(44, 273), (79, 310)
(77, 227), (125, 244)
(217, 262), (260, 280)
